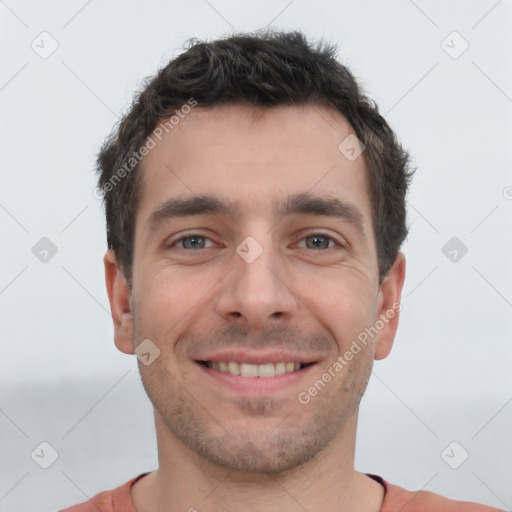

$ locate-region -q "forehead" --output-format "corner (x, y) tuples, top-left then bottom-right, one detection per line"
(136, 103), (372, 229)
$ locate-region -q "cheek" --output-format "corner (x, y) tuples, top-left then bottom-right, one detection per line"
(294, 270), (376, 347)
(132, 263), (220, 344)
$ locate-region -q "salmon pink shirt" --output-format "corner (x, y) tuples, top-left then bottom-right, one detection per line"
(59, 472), (503, 511)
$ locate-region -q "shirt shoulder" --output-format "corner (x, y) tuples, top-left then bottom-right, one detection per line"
(370, 475), (504, 512)
(59, 473), (149, 512)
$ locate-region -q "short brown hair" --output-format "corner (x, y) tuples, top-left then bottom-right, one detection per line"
(97, 30), (414, 284)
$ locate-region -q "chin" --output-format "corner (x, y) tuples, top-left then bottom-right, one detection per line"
(162, 403), (347, 474)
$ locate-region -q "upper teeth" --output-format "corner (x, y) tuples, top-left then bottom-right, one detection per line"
(206, 361), (302, 377)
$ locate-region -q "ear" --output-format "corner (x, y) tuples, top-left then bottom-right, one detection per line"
(374, 251), (406, 360)
(104, 250), (135, 355)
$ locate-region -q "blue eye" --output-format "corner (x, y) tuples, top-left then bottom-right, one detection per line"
(176, 236), (214, 249)
(168, 233), (340, 251)
(301, 234), (337, 250)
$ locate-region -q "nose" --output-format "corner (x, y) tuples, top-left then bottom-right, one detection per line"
(215, 236), (299, 331)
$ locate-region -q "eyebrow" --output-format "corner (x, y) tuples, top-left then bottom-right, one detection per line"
(147, 195), (240, 231)
(274, 193), (365, 235)
(146, 192), (366, 236)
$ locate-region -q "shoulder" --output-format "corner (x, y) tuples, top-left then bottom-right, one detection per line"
(368, 475), (504, 512)
(59, 489), (115, 512)
(58, 473), (149, 512)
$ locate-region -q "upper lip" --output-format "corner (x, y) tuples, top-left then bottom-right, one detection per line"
(194, 350), (322, 365)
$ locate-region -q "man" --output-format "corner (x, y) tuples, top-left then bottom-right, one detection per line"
(60, 31), (502, 511)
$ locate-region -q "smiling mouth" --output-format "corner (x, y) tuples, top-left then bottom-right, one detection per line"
(197, 361), (315, 378)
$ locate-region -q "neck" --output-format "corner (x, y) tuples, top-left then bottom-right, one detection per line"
(132, 411), (385, 512)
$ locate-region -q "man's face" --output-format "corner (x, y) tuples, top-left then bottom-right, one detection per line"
(117, 104), (401, 473)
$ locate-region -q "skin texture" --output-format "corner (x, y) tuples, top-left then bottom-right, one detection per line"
(105, 103), (406, 512)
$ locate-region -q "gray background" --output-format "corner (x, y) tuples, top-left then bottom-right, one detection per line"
(1, 0), (511, 510)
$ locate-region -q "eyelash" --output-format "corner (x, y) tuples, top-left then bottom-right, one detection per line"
(167, 232), (343, 250)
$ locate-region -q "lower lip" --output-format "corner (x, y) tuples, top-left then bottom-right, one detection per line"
(196, 362), (317, 395)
